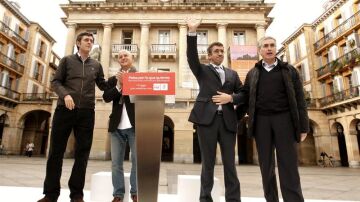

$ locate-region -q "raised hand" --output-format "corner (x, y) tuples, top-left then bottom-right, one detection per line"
(116, 71), (124, 88)
(185, 17), (202, 33)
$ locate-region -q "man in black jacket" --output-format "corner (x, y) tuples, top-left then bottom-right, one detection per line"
(38, 32), (108, 202)
(186, 18), (243, 202)
(239, 36), (309, 202)
(103, 50), (137, 202)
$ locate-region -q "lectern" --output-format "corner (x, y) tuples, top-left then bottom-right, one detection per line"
(123, 72), (175, 202)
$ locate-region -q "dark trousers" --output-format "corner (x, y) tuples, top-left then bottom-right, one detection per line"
(197, 114), (240, 202)
(254, 112), (304, 202)
(43, 106), (95, 200)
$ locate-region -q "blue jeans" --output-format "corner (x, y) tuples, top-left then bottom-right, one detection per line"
(111, 128), (137, 198)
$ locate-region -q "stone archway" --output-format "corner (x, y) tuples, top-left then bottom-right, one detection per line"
(298, 120), (317, 165)
(237, 117), (254, 164)
(124, 115), (175, 162)
(349, 118), (360, 157)
(19, 110), (51, 156)
(162, 115), (174, 162)
(332, 122), (349, 167)
(0, 113), (9, 145)
(357, 121), (360, 156)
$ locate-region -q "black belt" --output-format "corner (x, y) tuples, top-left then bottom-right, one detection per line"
(216, 110), (223, 115)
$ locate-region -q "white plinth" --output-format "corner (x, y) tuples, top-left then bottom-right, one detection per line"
(177, 175), (221, 202)
(90, 172), (130, 202)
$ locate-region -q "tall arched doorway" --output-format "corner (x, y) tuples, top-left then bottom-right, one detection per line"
(0, 113), (8, 145)
(20, 110), (51, 156)
(125, 116), (175, 162)
(349, 119), (360, 157)
(193, 124), (201, 163)
(356, 120), (360, 155)
(237, 118), (253, 164)
(162, 116), (174, 162)
(335, 123), (349, 167)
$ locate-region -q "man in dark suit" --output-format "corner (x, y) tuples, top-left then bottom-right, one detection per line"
(186, 18), (244, 202)
(103, 50), (137, 202)
(240, 36), (309, 202)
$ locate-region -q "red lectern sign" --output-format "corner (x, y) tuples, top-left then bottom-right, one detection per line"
(122, 72), (175, 95)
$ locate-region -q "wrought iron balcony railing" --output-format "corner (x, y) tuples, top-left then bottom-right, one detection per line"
(0, 52), (25, 74)
(151, 44), (177, 53)
(319, 85), (360, 107)
(112, 44), (138, 54)
(0, 85), (20, 101)
(314, 10), (360, 51)
(197, 44), (208, 55)
(21, 93), (52, 103)
(316, 47), (360, 78)
(191, 88), (199, 99)
(0, 21), (28, 47)
(305, 98), (317, 108)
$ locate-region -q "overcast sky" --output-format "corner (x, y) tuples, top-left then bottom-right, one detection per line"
(13, 0), (327, 57)
(266, 0), (327, 47)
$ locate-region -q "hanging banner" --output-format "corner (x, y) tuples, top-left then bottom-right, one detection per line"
(230, 45), (258, 81)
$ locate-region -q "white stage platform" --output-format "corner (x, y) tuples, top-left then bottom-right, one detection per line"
(0, 186), (358, 202)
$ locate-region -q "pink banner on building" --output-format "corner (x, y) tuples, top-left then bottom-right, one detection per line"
(229, 45), (258, 81)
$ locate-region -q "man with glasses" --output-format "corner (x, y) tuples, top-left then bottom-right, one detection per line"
(239, 36), (309, 202)
(186, 18), (244, 202)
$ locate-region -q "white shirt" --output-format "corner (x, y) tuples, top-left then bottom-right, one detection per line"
(262, 59), (278, 72)
(118, 103), (132, 130)
(116, 68), (133, 130)
(77, 52), (90, 62)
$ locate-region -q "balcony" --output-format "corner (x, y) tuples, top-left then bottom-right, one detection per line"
(21, 93), (52, 104)
(0, 85), (20, 102)
(112, 44), (138, 58)
(306, 98), (318, 108)
(314, 10), (360, 53)
(316, 47), (360, 80)
(0, 52), (25, 75)
(0, 21), (28, 49)
(49, 61), (58, 70)
(319, 85), (360, 107)
(191, 88), (199, 99)
(150, 44), (177, 61)
(197, 44), (208, 61)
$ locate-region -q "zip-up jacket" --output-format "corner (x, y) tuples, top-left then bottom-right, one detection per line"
(52, 54), (108, 109)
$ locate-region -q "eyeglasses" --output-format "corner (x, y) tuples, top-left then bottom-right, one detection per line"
(262, 43), (276, 48)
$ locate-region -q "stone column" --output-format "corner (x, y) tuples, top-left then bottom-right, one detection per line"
(101, 23), (113, 78)
(139, 23), (150, 72)
(64, 23), (77, 56)
(344, 116), (360, 168)
(217, 23), (228, 67)
(256, 23), (266, 43)
(256, 24), (266, 60)
(178, 23), (187, 87)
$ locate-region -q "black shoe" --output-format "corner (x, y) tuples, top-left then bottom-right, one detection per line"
(37, 196), (57, 202)
(70, 196), (84, 202)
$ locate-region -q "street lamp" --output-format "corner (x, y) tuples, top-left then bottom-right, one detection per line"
(336, 124), (343, 134)
(356, 121), (360, 131)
